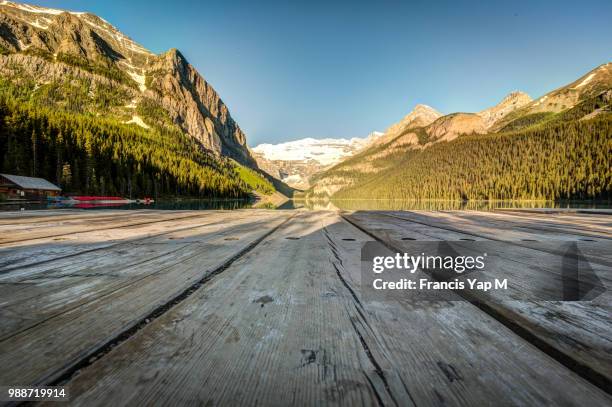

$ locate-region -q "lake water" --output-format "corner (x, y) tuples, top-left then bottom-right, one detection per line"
(1, 198), (610, 212)
(283, 199), (612, 211)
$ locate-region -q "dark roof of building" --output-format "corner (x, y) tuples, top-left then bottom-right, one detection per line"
(0, 173), (61, 191)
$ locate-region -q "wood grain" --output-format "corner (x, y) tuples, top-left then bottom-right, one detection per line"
(0, 210), (291, 387)
(345, 210), (612, 389)
(51, 211), (611, 406)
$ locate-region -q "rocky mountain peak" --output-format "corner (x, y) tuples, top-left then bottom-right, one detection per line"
(478, 91), (532, 129)
(406, 104), (442, 121)
(500, 91), (532, 104)
(145, 46), (253, 165)
(0, 1), (257, 167)
(164, 48), (184, 64)
(413, 103), (438, 112)
(383, 103), (442, 140)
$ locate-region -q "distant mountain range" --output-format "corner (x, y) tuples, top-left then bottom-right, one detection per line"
(306, 63), (611, 200)
(1, 1), (609, 202)
(251, 132), (383, 189)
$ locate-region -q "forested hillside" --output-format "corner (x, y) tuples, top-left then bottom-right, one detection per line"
(332, 116), (612, 201)
(0, 2), (281, 199)
(0, 79), (274, 198)
(308, 63), (612, 201)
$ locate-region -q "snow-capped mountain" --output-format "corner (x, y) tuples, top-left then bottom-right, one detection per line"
(252, 132), (383, 189)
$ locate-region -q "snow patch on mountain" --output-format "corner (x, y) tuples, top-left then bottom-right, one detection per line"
(125, 115), (149, 129)
(252, 132), (383, 189)
(81, 18), (152, 55)
(573, 73), (596, 89)
(28, 17), (51, 29)
(533, 95), (548, 107)
(1, 1), (63, 15)
(1, 1), (153, 56)
(128, 70), (146, 92)
(253, 133), (383, 166)
(1, 1), (84, 15)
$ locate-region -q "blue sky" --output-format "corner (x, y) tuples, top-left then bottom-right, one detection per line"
(34, 0), (612, 145)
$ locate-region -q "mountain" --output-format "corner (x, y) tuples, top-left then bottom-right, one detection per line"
(251, 132), (383, 189)
(305, 105), (444, 196)
(384, 104), (442, 137)
(307, 63), (612, 200)
(492, 63), (612, 131)
(477, 91), (532, 128)
(422, 91), (532, 144)
(0, 1), (255, 165)
(0, 1), (276, 198)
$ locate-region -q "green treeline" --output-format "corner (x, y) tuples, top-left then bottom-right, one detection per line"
(0, 64), (275, 198)
(333, 117), (612, 201)
(0, 94), (271, 198)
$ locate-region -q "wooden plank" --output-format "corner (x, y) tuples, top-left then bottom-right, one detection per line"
(493, 208), (612, 224)
(326, 217), (612, 403)
(0, 210), (252, 273)
(0, 209), (90, 221)
(382, 210), (612, 266)
(0, 210), (209, 244)
(440, 210), (612, 240)
(0, 210), (280, 338)
(453, 210), (612, 243)
(345, 210), (612, 389)
(440, 210), (612, 265)
(0, 210), (149, 229)
(0, 210), (292, 387)
(55, 211), (610, 406)
(0, 209), (280, 324)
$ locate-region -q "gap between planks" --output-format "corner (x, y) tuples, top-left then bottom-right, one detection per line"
(0, 211), (262, 274)
(53, 211), (611, 406)
(0, 212), (292, 387)
(48, 213), (296, 388)
(341, 211), (612, 394)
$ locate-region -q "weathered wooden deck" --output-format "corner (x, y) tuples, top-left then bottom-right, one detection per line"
(0, 209), (610, 406)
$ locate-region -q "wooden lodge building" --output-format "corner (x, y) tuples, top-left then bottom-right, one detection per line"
(0, 173), (61, 199)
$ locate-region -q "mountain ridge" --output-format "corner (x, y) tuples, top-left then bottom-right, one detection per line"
(492, 62), (612, 131)
(305, 62), (612, 199)
(477, 91), (532, 128)
(0, 0), (257, 167)
(0, 1), (285, 199)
